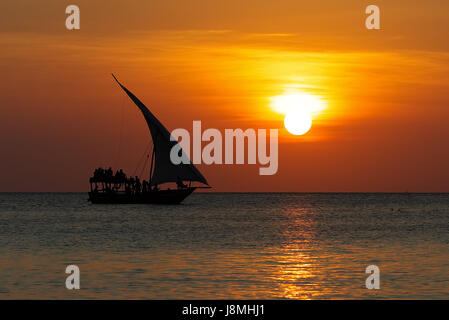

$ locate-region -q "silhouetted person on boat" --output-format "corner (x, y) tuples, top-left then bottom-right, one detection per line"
(128, 177), (134, 193)
(93, 167), (103, 180)
(119, 169), (125, 182)
(135, 176), (141, 194)
(125, 183), (131, 195)
(106, 167), (113, 180)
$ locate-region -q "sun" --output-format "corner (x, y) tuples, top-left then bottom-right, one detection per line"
(270, 92), (325, 136)
(284, 110), (312, 135)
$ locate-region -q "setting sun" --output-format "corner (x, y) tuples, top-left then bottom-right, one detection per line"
(284, 110), (312, 135)
(270, 92), (326, 135)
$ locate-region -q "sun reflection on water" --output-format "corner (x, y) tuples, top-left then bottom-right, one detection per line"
(271, 206), (320, 299)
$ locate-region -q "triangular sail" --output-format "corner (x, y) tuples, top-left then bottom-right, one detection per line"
(112, 74), (209, 187)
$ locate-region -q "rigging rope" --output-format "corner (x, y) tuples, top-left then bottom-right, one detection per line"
(114, 94), (126, 169)
(139, 151), (151, 179)
(133, 141), (152, 178)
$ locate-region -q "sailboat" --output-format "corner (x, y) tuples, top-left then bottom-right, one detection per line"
(88, 75), (210, 204)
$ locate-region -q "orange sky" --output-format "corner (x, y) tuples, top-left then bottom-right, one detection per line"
(1, 0), (449, 192)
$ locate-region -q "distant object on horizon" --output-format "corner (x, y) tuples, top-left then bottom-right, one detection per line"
(88, 74), (210, 204)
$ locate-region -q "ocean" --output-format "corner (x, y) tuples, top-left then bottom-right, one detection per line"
(0, 193), (447, 299)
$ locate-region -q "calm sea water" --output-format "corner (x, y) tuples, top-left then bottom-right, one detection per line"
(0, 193), (448, 299)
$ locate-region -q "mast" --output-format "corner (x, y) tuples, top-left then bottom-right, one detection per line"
(149, 146), (155, 185)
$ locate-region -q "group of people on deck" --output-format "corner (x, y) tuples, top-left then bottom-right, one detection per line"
(91, 167), (188, 194)
(93, 167), (126, 183)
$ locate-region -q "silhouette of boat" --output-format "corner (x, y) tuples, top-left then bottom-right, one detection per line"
(88, 75), (210, 204)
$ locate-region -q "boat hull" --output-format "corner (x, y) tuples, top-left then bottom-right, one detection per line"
(88, 187), (196, 204)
